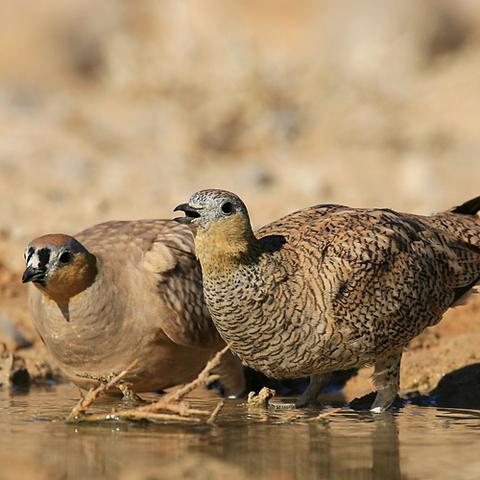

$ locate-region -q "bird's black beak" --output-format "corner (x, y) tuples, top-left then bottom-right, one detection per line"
(174, 203), (201, 224)
(22, 266), (46, 284)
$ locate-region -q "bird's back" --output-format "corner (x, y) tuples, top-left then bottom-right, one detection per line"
(176, 188), (480, 409)
(29, 219), (226, 391)
(77, 219), (218, 345)
(219, 201), (480, 377)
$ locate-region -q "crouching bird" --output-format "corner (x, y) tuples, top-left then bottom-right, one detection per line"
(22, 220), (245, 396)
(175, 190), (480, 412)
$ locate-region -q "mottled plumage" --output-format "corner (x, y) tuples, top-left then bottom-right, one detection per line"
(175, 190), (480, 411)
(22, 220), (244, 395)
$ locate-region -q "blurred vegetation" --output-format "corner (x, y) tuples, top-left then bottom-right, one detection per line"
(1, 0), (480, 269)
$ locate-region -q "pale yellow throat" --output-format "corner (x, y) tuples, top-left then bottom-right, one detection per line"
(194, 214), (259, 274)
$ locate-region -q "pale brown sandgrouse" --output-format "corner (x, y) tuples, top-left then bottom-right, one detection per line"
(22, 219), (245, 396)
(174, 190), (480, 412)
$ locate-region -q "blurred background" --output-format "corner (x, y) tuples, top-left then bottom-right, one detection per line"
(1, 0), (480, 387)
(2, 0), (480, 269)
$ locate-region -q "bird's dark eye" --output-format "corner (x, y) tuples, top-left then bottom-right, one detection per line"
(221, 201), (234, 215)
(59, 251), (72, 264)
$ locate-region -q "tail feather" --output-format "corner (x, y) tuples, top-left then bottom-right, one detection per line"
(451, 196), (480, 215)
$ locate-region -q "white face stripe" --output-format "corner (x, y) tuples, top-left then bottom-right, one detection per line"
(26, 251), (42, 269)
(24, 238), (84, 271)
(24, 246), (34, 263)
(25, 246), (53, 270)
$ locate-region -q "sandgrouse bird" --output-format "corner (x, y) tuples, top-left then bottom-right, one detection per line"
(175, 190), (480, 412)
(22, 220), (244, 396)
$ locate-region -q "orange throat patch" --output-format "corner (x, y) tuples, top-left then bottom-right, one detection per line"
(194, 214), (259, 275)
(37, 253), (97, 304)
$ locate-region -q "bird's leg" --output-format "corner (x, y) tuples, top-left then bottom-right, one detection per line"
(295, 373), (332, 408)
(371, 352), (402, 413)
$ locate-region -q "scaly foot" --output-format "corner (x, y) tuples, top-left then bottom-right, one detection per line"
(370, 352), (402, 413)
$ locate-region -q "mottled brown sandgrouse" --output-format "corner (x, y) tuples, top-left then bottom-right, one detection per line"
(175, 190), (480, 412)
(22, 219), (244, 396)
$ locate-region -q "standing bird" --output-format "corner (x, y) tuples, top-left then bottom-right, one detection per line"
(22, 220), (244, 396)
(174, 190), (480, 412)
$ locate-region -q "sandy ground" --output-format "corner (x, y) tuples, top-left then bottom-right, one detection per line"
(1, 0), (480, 405)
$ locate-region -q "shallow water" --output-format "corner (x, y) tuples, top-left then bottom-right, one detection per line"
(0, 385), (479, 480)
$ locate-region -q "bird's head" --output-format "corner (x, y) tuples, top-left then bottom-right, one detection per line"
(174, 190), (257, 268)
(22, 234), (97, 302)
(174, 189), (249, 230)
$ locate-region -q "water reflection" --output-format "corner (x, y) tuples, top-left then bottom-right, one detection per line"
(207, 408), (403, 479)
(0, 385), (479, 480)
